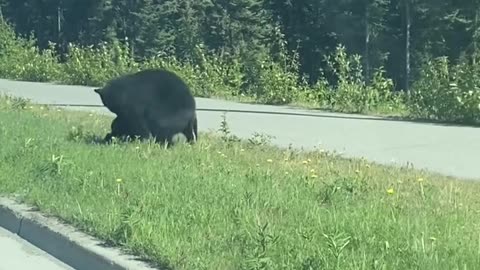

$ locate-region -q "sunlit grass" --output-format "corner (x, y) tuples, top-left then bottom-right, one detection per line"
(0, 95), (479, 270)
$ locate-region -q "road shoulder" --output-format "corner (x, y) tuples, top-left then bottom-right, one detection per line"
(0, 197), (159, 270)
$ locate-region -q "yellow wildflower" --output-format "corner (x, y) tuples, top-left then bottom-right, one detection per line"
(387, 188), (394, 195)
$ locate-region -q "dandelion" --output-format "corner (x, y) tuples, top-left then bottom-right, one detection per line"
(267, 159), (273, 163)
(310, 168), (316, 173)
(417, 177), (424, 182)
(387, 188), (394, 195)
(310, 174), (318, 178)
(240, 148), (245, 152)
(302, 160), (308, 165)
(355, 169), (360, 174)
(285, 171), (289, 175)
(116, 178), (123, 183)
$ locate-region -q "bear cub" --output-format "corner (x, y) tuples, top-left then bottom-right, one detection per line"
(94, 68), (198, 145)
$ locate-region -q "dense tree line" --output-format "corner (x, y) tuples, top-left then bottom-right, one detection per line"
(0, 0), (479, 91)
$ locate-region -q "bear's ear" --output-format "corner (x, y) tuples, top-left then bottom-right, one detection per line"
(93, 88), (102, 95)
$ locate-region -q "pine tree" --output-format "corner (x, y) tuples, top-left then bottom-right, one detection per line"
(202, 0), (274, 56)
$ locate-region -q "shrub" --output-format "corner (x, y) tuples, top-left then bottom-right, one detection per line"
(323, 44), (401, 113)
(408, 55), (480, 124)
(2, 16), (478, 125)
(0, 19), (61, 82)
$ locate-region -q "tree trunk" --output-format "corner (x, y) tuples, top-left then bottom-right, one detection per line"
(404, 0), (410, 91)
(365, 3), (370, 84)
(473, 8), (478, 64)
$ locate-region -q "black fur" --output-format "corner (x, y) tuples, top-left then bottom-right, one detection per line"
(94, 69), (198, 145)
(104, 116), (137, 142)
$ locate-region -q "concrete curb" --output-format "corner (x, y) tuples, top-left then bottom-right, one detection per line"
(0, 197), (159, 270)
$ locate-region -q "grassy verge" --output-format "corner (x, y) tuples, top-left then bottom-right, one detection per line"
(1, 95), (480, 269)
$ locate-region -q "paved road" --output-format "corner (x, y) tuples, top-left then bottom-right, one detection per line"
(0, 227), (73, 270)
(0, 78), (479, 181)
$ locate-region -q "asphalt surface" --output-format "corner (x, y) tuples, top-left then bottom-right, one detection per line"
(0, 78), (479, 181)
(0, 227), (73, 270)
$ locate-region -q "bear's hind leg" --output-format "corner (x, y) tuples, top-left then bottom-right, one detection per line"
(182, 115), (198, 144)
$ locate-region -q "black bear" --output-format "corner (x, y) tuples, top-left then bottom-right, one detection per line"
(94, 68), (198, 145)
(103, 116), (137, 142)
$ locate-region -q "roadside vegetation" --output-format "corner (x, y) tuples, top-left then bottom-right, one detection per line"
(1, 95), (479, 269)
(1, 18), (480, 126)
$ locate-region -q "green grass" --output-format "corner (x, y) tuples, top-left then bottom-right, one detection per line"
(1, 95), (480, 270)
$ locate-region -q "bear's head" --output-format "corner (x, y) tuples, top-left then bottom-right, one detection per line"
(94, 87), (108, 106)
(94, 87), (122, 115)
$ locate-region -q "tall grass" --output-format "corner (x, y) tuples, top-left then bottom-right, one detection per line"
(0, 95), (479, 269)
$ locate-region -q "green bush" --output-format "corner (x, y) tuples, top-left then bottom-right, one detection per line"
(61, 40), (140, 86)
(0, 20), (61, 82)
(323, 44), (402, 113)
(408, 56), (480, 124)
(1, 16), (479, 125)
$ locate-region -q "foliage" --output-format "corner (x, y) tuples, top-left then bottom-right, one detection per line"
(321, 44), (402, 113)
(0, 19), (60, 82)
(408, 55), (480, 124)
(0, 15), (480, 124)
(60, 40), (140, 86)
